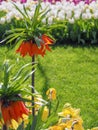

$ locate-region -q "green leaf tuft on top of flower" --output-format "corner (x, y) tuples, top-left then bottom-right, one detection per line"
(0, 60), (36, 101)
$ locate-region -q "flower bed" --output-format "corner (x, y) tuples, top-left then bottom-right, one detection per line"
(0, 0), (98, 45)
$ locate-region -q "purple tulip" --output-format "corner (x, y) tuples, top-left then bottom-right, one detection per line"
(44, 0), (61, 3)
(20, 0), (27, 3)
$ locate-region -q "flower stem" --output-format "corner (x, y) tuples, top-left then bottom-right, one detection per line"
(32, 56), (35, 116)
(2, 125), (8, 130)
(49, 100), (51, 116)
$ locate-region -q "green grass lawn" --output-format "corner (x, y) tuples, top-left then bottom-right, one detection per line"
(0, 45), (98, 129)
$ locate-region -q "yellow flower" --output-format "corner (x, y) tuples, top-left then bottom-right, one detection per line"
(22, 114), (29, 128)
(58, 103), (80, 118)
(41, 106), (49, 122)
(46, 88), (56, 100)
(0, 118), (4, 129)
(10, 115), (29, 130)
(25, 95), (42, 115)
(34, 94), (43, 115)
(59, 123), (68, 129)
(73, 119), (84, 130)
(64, 118), (84, 130)
(48, 125), (63, 130)
(10, 119), (18, 130)
(64, 119), (72, 129)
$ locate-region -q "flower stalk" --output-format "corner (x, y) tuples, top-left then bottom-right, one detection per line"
(2, 125), (8, 130)
(32, 56), (35, 116)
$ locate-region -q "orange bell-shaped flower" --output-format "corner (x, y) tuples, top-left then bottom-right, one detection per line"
(16, 34), (54, 57)
(1, 100), (29, 126)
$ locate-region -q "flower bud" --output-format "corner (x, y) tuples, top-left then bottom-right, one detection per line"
(41, 106), (49, 122)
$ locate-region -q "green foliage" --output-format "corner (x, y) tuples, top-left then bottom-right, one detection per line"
(0, 59), (36, 101)
(47, 18), (98, 45)
(0, 11), (6, 18)
(50, 20), (68, 44)
(66, 19), (98, 44)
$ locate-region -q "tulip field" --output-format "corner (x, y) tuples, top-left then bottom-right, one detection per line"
(1, 0), (98, 45)
(0, 0), (98, 130)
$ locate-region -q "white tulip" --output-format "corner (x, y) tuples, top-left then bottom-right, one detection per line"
(58, 12), (65, 20)
(15, 11), (23, 19)
(78, 1), (85, 6)
(58, 10), (65, 18)
(93, 10), (98, 19)
(0, 17), (6, 24)
(0, 4), (7, 11)
(74, 13), (80, 20)
(6, 15), (12, 23)
(86, 12), (92, 19)
(82, 13), (88, 19)
(29, 11), (34, 18)
(41, 2), (47, 9)
(55, 1), (62, 5)
(68, 18), (75, 24)
(48, 16), (54, 25)
(42, 18), (46, 24)
(52, 10), (58, 17)
(66, 11), (72, 19)
(86, 8), (90, 13)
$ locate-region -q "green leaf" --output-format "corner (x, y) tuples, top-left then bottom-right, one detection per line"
(31, 3), (41, 28)
(11, 62), (33, 81)
(13, 3), (32, 26)
(22, 69), (36, 84)
(0, 11), (6, 18)
(39, 8), (51, 23)
(3, 60), (10, 89)
(42, 114), (58, 129)
(13, 3), (27, 20)
(23, 4), (30, 20)
(5, 32), (25, 44)
(6, 28), (25, 33)
(34, 106), (44, 130)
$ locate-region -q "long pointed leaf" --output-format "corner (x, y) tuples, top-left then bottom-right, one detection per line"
(11, 62), (34, 81)
(22, 69), (36, 84)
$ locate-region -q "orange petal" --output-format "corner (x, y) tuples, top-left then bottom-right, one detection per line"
(1, 105), (11, 125)
(16, 42), (27, 57)
(12, 101), (23, 119)
(9, 103), (18, 121)
(42, 34), (54, 45)
(17, 101), (29, 115)
(45, 44), (51, 51)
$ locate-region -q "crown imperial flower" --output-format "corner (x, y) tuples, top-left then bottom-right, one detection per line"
(1, 100), (29, 126)
(4, 2), (55, 58)
(16, 34), (54, 57)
